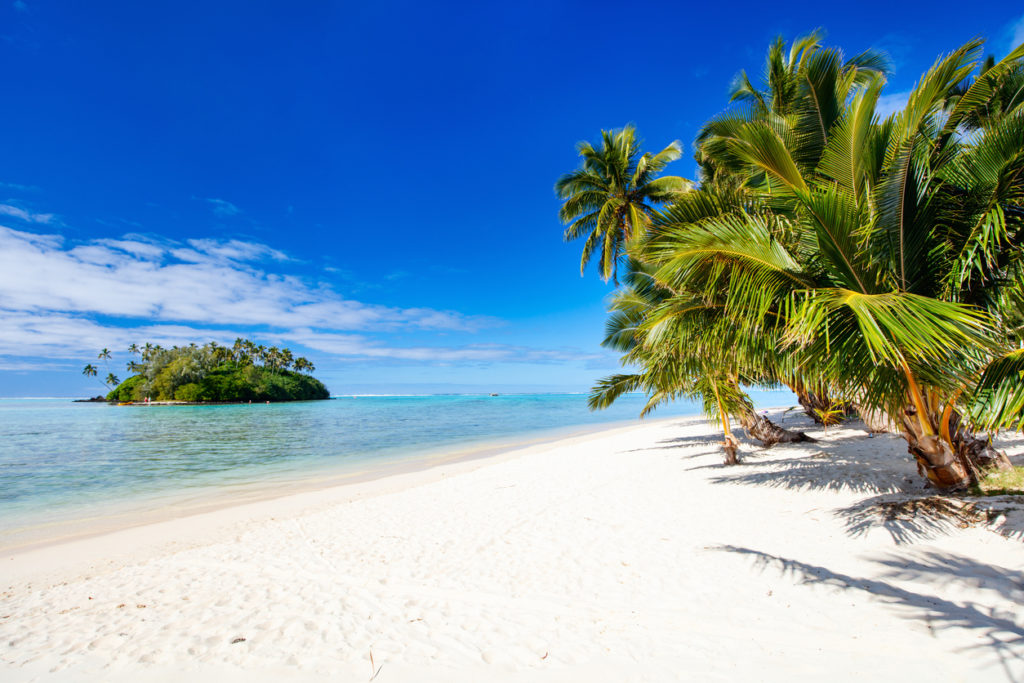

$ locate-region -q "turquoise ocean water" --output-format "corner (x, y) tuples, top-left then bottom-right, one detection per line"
(0, 391), (794, 539)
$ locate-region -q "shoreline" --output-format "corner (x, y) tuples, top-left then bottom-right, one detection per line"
(0, 412), (700, 558)
(3, 411), (1023, 681)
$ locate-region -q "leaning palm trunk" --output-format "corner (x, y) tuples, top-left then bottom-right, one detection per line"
(709, 382), (741, 465)
(854, 404), (897, 433)
(736, 403), (815, 446)
(897, 389), (1010, 489)
(722, 433), (740, 465)
(899, 407), (972, 489)
(789, 382), (849, 425)
(795, 387), (832, 424)
(898, 372), (976, 489)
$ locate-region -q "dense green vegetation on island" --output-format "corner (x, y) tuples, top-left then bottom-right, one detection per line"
(559, 32), (1024, 490)
(83, 339), (328, 403)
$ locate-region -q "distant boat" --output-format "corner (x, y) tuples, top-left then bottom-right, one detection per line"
(489, 393), (499, 397)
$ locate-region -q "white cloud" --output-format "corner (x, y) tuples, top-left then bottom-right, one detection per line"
(203, 198), (241, 217)
(1008, 15), (1024, 54)
(0, 223), (597, 369)
(0, 204), (55, 224)
(0, 311), (590, 367)
(875, 90), (911, 120)
(0, 180), (37, 192)
(186, 238), (288, 262)
(0, 358), (67, 372)
(286, 329), (592, 364)
(0, 225), (489, 333)
(0, 225), (610, 368)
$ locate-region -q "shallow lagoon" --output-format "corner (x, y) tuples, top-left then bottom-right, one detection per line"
(0, 391), (795, 533)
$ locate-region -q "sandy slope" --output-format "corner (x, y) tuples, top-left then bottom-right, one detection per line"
(2, 411), (1023, 682)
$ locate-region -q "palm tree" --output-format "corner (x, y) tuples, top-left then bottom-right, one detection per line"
(696, 31), (889, 184)
(652, 39), (1024, 488)
(81, 363), (110, 393)
(266, 346), (281, 371)
(588, 259), (811, 463)
(105, 373), (120, 387)
(128, 343), (140, 356)
(556, 125), (691, 282)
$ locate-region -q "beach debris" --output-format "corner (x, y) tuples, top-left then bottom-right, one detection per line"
(231, 637), (246, 644)
(369, 649), (383, 680)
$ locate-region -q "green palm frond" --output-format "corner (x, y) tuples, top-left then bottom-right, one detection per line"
(556, 125), (687, 281)
(969, 348), (1024, 431)
(941, 42), (1024, 140)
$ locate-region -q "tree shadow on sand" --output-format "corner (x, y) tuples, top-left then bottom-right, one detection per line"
(839, 494), (1024, 545)
(713, 545), (1024, 680)
(705, 443), (915, 495)
(626, 433), (726, 453)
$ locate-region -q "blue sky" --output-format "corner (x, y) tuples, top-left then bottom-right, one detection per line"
(1, 1), (1023, 396)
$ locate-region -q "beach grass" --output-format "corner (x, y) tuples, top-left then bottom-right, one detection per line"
(975, 466), (1024, 496)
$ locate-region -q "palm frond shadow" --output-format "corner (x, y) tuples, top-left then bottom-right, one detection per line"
(627, 433), (727, 453)
(839, 494), (997, 544)
(713, 545), (1024, 678)
(628, 416), (835, 457)
(706, 450), (915, 494)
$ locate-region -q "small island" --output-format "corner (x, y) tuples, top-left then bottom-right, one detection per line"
(83, 339), (329, 403)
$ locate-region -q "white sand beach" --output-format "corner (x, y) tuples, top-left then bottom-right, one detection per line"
(3, 411), (1024, 682)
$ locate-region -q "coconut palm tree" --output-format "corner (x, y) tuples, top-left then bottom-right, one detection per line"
(555, 125), (691, 282)
(651, 39), (1024, 488)
(589, 258), (812, 463)
(81, 363), (111, 392)
(696, 31), (889, 184)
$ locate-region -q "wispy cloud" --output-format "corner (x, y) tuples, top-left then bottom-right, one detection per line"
(0, 180), (38, 192)
(0, 225), (490, 333)
(1010, 14), (1024, 53)
(0, 358), (67, 372)
(286, 329), (595, 364)
(202, 197), (241, 217)
(0, 224), (610, 368)
(0, 206), (600, 370)
(184, 238), (288, 262)
(875, 90), (910, 120)
(0, 203), (54, 224)
(12, 0), (27, 12)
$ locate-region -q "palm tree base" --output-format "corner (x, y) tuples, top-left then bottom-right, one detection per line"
(722, 435), (741, 465)
(739, 409), (815, 446)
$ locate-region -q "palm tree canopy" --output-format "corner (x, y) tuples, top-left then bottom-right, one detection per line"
(556, 125), (692, 282)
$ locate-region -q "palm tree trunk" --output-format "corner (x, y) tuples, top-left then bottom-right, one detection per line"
(854, 404), (896, 433)
(794, 386), (831, 423)
(897, 366), (971, 489)
(710, 382), (741, 465)
(736, 404), (815, 446)
(898, 408), (970, 489)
